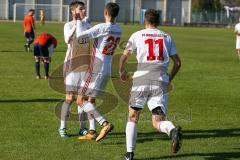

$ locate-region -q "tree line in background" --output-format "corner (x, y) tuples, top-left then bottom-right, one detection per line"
(192, 0), (240, 11)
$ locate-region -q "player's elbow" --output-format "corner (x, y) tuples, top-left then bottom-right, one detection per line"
(120, 54), (128, 62)
(175, 59), (181, 69)
(172, 55), (181, 69)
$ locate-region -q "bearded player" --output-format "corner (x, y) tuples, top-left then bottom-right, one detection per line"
(75, 2), (122, 142)
(59, 1), (96, 139)
(119, 9), (182, 159)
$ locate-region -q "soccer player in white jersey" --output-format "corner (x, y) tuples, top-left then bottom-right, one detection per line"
(234, 18), (240, 59)
(59, 1), (96, 139)
(75, 2), (122, 142)
(119, 9), (182, 159)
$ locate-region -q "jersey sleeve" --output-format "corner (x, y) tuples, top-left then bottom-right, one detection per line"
(64, 23), (76, 44)
(235, 24), (240, 33)
(85, 17), (91, 29)
(125, 33), (137, 53)
(168, 37), (177, 56)
(76, 20), (107, 40)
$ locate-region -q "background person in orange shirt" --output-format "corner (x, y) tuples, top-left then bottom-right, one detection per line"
(24, 9), (35, 52)
(33, 33), (57, 80)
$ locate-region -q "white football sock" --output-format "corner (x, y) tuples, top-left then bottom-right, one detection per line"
(60, 120), (66, 130)
(78, 106), (86, 130)
(158, 121), (175, 136)
(82, 102), (106, 126)
(60, 101), (71, 129)
(126, 122), (137, 153)
(89, 117), (96, 131)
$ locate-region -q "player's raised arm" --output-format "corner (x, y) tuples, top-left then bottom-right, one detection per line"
(76, 20), (104, 40)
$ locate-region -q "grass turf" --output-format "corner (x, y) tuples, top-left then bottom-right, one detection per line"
(0, 22), (240, 160)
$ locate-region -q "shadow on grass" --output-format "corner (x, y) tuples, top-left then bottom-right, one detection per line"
(0, 50), (26, 52)
(135, 151), (240, 160)
(110, 128), (240, 143)
(0, 50), (65, 53)
(111, 129), (240, 159)
(0, 98), (61, 103)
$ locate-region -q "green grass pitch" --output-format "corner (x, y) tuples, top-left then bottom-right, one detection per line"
(0, 22), (240, 160)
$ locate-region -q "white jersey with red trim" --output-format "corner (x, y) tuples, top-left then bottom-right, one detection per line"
(126, 28), (177, 82)
(64, 17), (91, 63)
(76, 21), (122, 74)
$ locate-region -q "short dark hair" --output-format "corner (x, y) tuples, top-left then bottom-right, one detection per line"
(105, 2), (120, 19)
(144, 9), (160, 26)
(28, 9), (35, 14)
(70, 1), (85, 13)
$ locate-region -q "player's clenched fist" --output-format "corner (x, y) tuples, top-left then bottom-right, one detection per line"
(74, 13), (81, 20)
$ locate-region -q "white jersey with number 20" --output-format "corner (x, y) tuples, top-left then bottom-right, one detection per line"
(76, 21), (122, 74)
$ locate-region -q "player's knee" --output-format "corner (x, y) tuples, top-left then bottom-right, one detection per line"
(128, 106), (141, 123)
(152, 107), (165, 118)
(65, 95), (74, 104)
(29, 39), (34, 44)
(43, 57), (50, 63)
(88, 97), (95, 104)
(76, 96), (85, 106)
(65, 99), (73, 104)
(35, 57), (40, 63)
(151, 107), (166, 129)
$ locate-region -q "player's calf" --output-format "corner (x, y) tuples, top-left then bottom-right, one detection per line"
(151, 107), (165, 130)
(151, 107), (182, 153)
(59, 97), (73, 138)
(43, 57), (50, 79)
(124, 107), (141, 159)
(35, 57), (41, 79)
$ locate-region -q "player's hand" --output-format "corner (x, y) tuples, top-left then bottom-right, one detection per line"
(167, 82), (173, 93)
(119, 70), (128, 82)
(75, 13), (81, 20)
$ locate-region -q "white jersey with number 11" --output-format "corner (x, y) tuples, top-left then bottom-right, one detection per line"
(126, 28), (177, 82)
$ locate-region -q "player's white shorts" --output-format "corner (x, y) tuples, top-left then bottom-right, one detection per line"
(129, 79), (169, 114)
(236, 37), (240, 49)
(65, 72), (86, 93)
(79, 72), (110, 97)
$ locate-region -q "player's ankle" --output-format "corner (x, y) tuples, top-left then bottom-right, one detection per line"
(170, 128), (175, 139)
(102, 121), (109, 127)
(89, 130), (96, 134)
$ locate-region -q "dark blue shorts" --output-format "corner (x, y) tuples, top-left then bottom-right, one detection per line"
(34, 44), (49, 58)
(25, 30), (35, 40)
